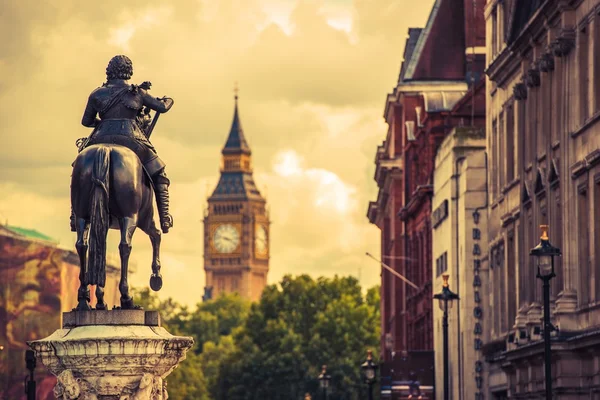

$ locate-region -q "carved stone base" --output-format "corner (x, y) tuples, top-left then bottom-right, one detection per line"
(28, 310), (194, 400)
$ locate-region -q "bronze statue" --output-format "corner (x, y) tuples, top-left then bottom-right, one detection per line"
(70, 55), (172, 310)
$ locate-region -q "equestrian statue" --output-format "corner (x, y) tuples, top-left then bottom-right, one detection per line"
(71, 55), (173, 311)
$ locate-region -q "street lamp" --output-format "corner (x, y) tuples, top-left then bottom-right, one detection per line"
(318, 364), (331, 400)
(433, 274), (459, 400)
(25, 350), (36, 400)
(361, 350), (378, 400)
(530, 225), (561, 400)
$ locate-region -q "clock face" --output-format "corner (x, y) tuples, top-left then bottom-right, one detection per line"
(213, 224), (240, 253)
(255, 225), (268, 254)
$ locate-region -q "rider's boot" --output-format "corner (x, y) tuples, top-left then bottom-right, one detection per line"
(70, 207), (76, 232)
(154, 170), (173, 234)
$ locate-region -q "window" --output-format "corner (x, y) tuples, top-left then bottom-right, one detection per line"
(507, 232), (516, 328)
(594, 14), (600, 113)
(517, 99), (526, 174)
(578, 182), (590, 305)
(550, 173), (563, 297)
(499, 112), (505, 189)
(491, 8), (498, 58)
(436, 252), (448, 277)
(506, 103), (515, 182)
(492, 118), (498, 197)
(594, 177), (600, 299)
(492, 242), (506, 334)
(579, 26), (590, 123)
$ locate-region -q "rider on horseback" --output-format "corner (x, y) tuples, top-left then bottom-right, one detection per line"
(72, 55), (174, 234)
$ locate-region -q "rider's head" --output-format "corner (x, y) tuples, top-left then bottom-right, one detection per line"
(106, 55), (133, 81)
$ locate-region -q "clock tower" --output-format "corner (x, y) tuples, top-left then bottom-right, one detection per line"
(203, 93), (269, 302)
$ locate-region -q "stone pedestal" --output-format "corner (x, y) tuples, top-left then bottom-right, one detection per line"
(28, 310), (194, 400)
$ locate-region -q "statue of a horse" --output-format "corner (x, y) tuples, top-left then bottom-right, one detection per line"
(71, 144), (163, 310)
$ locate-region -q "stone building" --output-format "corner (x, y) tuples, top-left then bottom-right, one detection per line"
(203, 95), (270, 302)
(431, 126), (488, 400)
(367, 0), (486, 397)
(484, 0), (600, 397)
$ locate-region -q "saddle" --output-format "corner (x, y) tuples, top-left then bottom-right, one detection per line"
(76, 125), (165, 178)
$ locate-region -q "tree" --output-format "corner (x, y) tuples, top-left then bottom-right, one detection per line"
(216, 275), (381, 400)
(133, 277), (381, 400)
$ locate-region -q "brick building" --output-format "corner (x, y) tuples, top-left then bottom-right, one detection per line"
(484, 0), (600, 397)
(367, 0), (486, 398)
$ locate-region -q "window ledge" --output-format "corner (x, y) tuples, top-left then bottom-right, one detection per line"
(571, 110), (600, 139)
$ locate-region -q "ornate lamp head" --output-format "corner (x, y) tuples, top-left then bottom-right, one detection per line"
(530, 225), (561, 278)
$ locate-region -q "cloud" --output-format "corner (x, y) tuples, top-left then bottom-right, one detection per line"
(0, 0), (435, 306)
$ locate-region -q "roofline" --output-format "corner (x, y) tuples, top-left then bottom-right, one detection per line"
(403, 0), (442, 80)
(383, 81), (468, 119)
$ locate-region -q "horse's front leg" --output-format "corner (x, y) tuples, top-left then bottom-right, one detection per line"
(118, 216), (137, 309)
(75, 218), (91, 311)
(145, 221), (163, 291)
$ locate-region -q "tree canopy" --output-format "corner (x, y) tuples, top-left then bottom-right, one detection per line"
(133, 274), (380, 400)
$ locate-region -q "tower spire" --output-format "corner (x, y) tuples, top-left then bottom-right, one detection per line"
(222, 83), (251, 155)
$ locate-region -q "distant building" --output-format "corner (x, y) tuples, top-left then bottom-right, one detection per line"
(203, 95), (270, 302)
(484, 0), (600, 397)
(0, 224), (121, 400)
(367, 0), (486, 398)
(431, 126), (488, 400)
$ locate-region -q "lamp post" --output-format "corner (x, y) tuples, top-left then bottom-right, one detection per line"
(433, 274), (459, 400)
(530, 225), (561, 400)
(361, 350), (378, 400)
(25, 350), (36, 400)
(318, 364), (331, 400)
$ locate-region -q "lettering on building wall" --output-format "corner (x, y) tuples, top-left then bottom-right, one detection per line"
(472, 210), (484, 400)
(432, 199), (449, 228)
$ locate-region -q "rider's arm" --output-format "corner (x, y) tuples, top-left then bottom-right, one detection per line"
(81, 94), (100, 127)
(141, 90), (174, 113)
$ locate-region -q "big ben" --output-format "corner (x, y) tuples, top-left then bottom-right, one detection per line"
(203, 92), (270, 302)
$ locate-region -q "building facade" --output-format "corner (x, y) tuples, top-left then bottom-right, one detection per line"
(484, 0), (600, 397)
(432, 127), (488, 400)
(0, 224), (122, 400)
(367, 0), (486, 397)
(203, 96), (270, 302)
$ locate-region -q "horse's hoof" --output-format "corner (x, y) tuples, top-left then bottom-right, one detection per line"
(95, 303), (107, 310)
(120, 297), (135, 310)
(75, 301), (92, 311)
(150, 273), (163, 291)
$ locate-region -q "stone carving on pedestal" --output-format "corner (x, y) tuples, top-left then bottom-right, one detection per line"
(54, 370), (97, 400)
(29, 310), (192, 399)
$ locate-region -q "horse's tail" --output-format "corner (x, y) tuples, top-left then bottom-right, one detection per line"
(88, 147), (110, 287)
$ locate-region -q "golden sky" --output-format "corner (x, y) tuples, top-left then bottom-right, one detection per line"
(0, 0), (434, 306)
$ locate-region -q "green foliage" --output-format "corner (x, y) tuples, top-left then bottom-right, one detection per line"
(133, 276), (381, 400)
(217, 275), (381, 400)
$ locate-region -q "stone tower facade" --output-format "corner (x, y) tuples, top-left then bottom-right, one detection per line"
(203, 95), (269, 302)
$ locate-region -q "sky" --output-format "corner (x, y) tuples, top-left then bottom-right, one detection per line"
(0, 0), (435, 307)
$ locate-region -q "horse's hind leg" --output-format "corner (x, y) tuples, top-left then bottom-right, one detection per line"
(142, 220), (163, 291)
(75, 218), (91, 311)
(118, 216), (137, 309)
